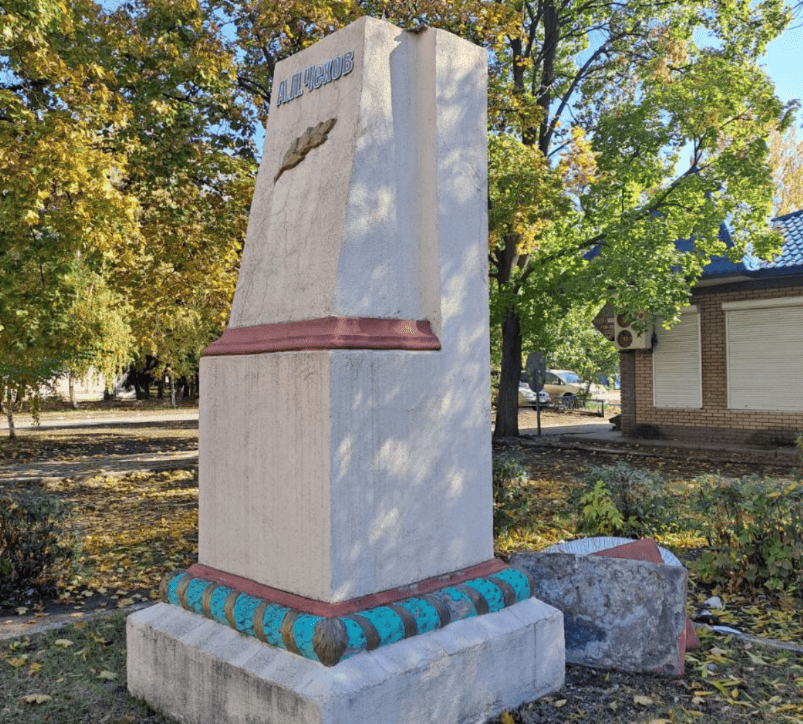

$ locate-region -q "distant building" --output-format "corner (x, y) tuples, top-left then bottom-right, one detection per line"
(596, 210), (803, 445)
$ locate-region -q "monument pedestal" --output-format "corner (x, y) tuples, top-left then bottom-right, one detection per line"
(128, 600), (564, 724)
(128, 16), (565, 723)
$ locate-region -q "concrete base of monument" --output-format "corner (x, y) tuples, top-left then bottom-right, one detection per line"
(127, 599), (565, 724)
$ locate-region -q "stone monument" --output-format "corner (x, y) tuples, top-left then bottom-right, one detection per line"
(127, 16), (564, 724)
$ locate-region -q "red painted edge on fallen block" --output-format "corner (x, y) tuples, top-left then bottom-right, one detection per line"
(202, 317), (441, 356)
(186, 559), (507, 617)
(591, 538), (663, 565)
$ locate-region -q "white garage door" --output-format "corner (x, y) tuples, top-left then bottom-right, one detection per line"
(653, 307), (701, 408)
(725, 296), (803, 411)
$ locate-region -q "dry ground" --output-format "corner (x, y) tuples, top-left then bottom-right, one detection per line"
(1, 404), (802, 723)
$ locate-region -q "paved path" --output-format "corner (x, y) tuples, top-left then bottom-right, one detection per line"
(0, 450), (199, 483)
(0, 408), (199, 483)
(0, 407), (618, 483)
(0, 408), (198, 432)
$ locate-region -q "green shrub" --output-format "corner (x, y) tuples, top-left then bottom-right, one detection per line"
(492, 455), (531, 537)
(693, 474), (803, 596)
(576, 480), (625, 536)
(493, 455), (529, 492)
(0, 492), (76, 606)
(573, 462), (673, 538)
(796, 433), (803, 476)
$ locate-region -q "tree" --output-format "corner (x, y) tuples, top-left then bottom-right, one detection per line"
(538, 306), (620, 389)
(98, 0), (257, 385)
(104, 1), (794, 434)
(486, 0), (794, 438)
(1, 1), (257, 425)
(769, 124), (803, 216)
(2, 1), (794, 439)
(0, 0), (139, 434)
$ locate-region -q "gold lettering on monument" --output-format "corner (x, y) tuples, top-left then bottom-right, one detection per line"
(274, 118), (337, 183)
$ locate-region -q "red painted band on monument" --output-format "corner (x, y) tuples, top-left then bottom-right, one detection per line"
(186, 559), (506, 617)
(202, 317), (441, 356)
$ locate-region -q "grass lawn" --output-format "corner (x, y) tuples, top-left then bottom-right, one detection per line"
(1, 612), (173, 723)
(1, 419), (802, 723)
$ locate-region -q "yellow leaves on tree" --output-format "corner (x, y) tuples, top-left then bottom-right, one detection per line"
(769, 125), (803, 217)
(0, 0), (140, 400)
(558, 127), (599, 196)
(488, 133), (567, 258)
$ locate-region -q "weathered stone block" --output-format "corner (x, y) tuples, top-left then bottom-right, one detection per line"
(510, 550), (688, 676)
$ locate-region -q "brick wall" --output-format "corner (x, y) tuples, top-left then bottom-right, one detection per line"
(620, 351), (637, 435)
(621, 282), (803, 445)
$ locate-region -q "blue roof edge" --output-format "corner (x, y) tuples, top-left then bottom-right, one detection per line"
(701, 209), (803, 280)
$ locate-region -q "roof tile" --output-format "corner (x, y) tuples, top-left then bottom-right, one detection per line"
(701, 209), (803, 280)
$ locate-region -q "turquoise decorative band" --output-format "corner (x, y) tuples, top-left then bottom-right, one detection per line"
(161, 567), (534, 667)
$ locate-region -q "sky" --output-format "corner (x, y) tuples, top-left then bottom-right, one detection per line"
(761, 19), (803, 111)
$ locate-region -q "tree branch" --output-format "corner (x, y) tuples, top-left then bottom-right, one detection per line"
(237, 73), (271, 103)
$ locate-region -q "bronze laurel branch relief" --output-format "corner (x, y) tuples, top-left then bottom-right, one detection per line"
(274, 118), (337, 183)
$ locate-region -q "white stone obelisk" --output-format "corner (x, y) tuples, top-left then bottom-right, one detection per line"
(128, 17), (564, 724)
(198, 15), (493, 604)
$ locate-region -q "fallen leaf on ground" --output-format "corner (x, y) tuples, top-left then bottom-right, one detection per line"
(19, 693), (52, 704)
(634, 695), (654, 705)
(54, 639), (73, 648)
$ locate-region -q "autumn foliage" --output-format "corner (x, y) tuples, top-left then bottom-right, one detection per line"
(0, 493), (76, 606)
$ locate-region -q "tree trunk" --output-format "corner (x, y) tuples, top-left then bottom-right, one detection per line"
(68, 375), (79, 409)
(6, 384), (16, 440)
(493, 308), (523, 439)
(169, 375), (176, 407)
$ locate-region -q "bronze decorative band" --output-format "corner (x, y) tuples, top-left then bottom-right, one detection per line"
(348, 614), (382, 651)
(202, 316), (441, 357)
(422, 593), (451, 627)
(224, 590), (239, 630)
(253, 600), (269, 643)
(388, 603), (419, 639)
(201, 582), (215, 619)
(185, 559), (506, 617)
(281, 611), (302, 655)
(162, 565), (534, 667)
(176, 574), (193, 610)
(488, 574), (518, 607)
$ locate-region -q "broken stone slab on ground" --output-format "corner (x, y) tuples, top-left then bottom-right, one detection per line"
(511, 546), (689, 676)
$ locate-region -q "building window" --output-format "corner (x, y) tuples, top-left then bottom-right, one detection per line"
(653, 306), (701, 408)
(724, 296), (803, 412)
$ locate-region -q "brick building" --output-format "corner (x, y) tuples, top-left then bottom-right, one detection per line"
(596, 209), (803, 445)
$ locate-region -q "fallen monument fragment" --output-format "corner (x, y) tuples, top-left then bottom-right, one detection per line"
(512, 538), (694, 676)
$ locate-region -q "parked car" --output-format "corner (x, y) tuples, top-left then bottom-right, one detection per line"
(542, 369), (606, 402)
(518, 382), (551, 407)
